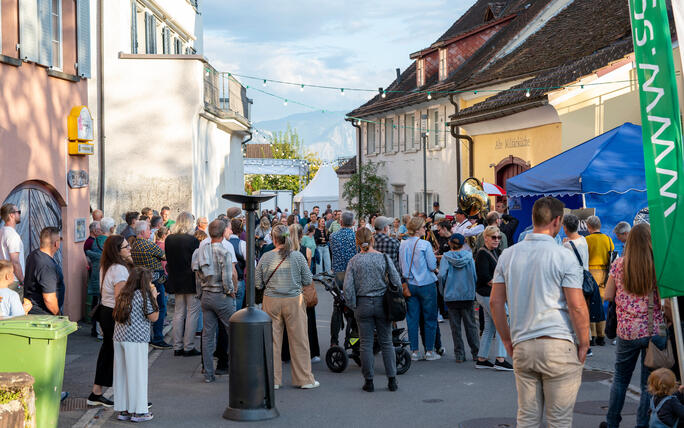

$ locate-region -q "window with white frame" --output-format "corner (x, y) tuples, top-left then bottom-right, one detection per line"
(385, 118), (394, 152)
(429, 108), (439, 148)
(367, 122), (376, 154)
(416, 58), (424, 87)
(404, 113), (415, 150)
(51, 0), (62, 70)
(439, 49), (447, 80)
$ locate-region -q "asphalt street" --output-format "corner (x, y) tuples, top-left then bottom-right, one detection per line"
(57, 284), (644, 428)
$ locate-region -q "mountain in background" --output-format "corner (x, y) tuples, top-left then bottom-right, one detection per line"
(253, 111), (356, 161)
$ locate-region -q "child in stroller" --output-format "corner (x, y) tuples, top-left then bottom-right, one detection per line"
(313, 273), (412, 374)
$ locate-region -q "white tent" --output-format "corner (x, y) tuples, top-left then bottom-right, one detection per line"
(294, 164), (339, 213)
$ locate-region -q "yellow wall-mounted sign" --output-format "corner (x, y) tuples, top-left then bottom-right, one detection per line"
(67, 106), (94, 155)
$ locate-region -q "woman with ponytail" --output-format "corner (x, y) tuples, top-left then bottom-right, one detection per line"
(255, 225), (319, 389)
(343, 228), (401, 392)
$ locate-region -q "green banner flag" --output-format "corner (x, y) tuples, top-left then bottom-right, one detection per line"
(629, 0), (684, 298)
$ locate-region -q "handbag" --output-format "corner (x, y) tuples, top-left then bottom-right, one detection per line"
(383, 254), (407, 322)
(569, 241), (599, 297)
(401, 239), (419, 297)
(644, 291), (675, 370)
(302, 284), (318, 307)
(258, 254), (287, 304)
(605, 301), (617, 339)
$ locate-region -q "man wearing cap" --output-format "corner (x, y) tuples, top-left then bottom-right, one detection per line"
(428, 202), (444, 223)
(373, 216), (401, 273)
(452, 211), (484, 252)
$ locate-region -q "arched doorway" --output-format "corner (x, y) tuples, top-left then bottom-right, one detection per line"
(495, 156), (530, 203)
(2, 184), (63, 266)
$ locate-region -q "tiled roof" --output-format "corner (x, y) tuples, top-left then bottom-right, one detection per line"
(347, 0), (551, 119)
(451, 0), (675, 122)
(434, 0), (515, 44)
(336, 156), (357, 176)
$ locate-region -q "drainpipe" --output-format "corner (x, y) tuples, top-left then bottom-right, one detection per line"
(347, 118), (362, 218)
(97, 0), (106, 210)
(242, 130), (253, 144)
(449, 94), (474, 186)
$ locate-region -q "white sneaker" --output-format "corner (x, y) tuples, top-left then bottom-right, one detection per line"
(300, 381), (320, 389)
(274, 384), (280, 390)
(311, 356), (321, 363)
(410, 351), (422, 361)
(437, 314), (445, 323)
(425, 351), (441, 361)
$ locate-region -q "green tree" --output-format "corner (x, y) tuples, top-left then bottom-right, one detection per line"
(245, 126), (321, 194)
(342, 161), (387, 217)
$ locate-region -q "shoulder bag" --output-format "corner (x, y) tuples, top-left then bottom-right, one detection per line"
(644, 291), (674, 370)
(383, 254), (407, 322)
(569, 241), (599, 297)
(258, 254), (287, 305)
(401, 239), (419, 297)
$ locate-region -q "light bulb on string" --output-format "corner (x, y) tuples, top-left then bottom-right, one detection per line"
(340, 88), (345, 96)
(284, 99), (288, 106)
(300, 84), (304, 92)
(525, 89), (530, 97)
(263, 79), (267, 87)
(474, 90), (478, 95)
(427, 92), (432, 100)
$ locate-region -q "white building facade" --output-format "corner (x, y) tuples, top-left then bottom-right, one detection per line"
(88, 0), (250, 221)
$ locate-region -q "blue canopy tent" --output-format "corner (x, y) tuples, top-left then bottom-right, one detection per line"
(506, 123), (648, 251)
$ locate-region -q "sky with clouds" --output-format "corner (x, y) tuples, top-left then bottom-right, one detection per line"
(201, 0), (477, 123)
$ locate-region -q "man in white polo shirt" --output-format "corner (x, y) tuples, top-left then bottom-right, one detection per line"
(489, 196), (588, 428)
(0, 204), (25, 296)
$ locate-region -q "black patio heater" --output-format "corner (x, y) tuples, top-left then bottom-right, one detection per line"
(221, 193), (279, 421)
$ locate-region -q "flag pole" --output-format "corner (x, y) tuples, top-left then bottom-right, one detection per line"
(671, 298), (684, 377)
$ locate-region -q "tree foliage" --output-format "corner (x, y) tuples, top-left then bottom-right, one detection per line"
(245, 126), (322, 194)
(342, 161), (387, 218)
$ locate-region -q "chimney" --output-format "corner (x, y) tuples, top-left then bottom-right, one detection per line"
(396, 68), (401, 81)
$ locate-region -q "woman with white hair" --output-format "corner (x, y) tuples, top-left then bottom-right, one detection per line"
(613, 221), (631, 245)
(165, 212), (201, 356)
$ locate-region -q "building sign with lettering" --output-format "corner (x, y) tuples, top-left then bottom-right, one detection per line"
(67, 106), (94, 156)
(495, 136), (531, 150)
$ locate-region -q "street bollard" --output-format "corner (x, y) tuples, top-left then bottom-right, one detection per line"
(221, 193), (279, 421)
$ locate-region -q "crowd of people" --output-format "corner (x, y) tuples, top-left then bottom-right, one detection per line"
(1, 197), (683, 427)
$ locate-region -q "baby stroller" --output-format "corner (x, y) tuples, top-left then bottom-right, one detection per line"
(313, 273), (411, 375)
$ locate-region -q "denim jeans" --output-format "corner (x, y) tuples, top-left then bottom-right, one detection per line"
(355, 296), (396, 379)
(151, 282), (167, 344)
(476, 294), (506, 359)
(316, 245), (331, 273)
(446, 301), (479, 360)
(235, 280), (245, 310)
(606, 336), (652, 428)
(406, 283), (438, 352)
(200, 292), (235, 379)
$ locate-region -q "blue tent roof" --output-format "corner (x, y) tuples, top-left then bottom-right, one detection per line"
(506, 123), (647, 197)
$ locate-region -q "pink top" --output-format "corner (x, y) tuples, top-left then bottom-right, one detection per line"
(156, 241), (167, 274)
(611, 257), (664, 340)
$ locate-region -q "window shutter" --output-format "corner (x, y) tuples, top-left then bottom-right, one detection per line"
(150, 15), (157, 53)
(144, 12), (156, 54)
(162, 27), (171, 54)
(76, 0), (90, 77)
(439, 107), (445, 147)
(414, 193), (421, 213)
(130, 2), (137, 53)
(402, 194), (409, 215)
(37, 0), (52, 67)
(19, 0), (39, 62)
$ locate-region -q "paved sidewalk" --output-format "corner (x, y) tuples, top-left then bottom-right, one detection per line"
(58, 285), (642, 427)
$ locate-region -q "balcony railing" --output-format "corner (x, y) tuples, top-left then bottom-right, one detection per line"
(203, 65), (251, 123)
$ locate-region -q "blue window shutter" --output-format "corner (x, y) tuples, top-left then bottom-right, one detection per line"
(144, 12), (150, 53)
(76, 0), (90, 77)
(37, 0), (52, 67)
(130, 2), (137, 53)
(18, 0), (39, 62)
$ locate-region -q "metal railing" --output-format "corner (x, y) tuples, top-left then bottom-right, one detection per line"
(203, 65), (251, 122)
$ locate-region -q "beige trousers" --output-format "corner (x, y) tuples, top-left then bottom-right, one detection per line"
(589, 268), (608, 338)
(263, 294), (315, 386)
(513, 338), (583, 428)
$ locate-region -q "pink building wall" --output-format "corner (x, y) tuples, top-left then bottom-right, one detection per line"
(0, 0), (90, 320)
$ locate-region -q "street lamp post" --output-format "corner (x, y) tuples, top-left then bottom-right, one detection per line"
(421, 113), (428, 214)
(221, 193), (279, 422)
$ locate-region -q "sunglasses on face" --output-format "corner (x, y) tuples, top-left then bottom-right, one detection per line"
(490, 235), (502, 240)
(11, 210), (21, 215)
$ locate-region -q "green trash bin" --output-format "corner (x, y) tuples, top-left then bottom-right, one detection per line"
(0, 315), (77, 428)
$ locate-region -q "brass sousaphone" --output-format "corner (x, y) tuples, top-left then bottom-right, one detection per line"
(458, 177), (490, 217)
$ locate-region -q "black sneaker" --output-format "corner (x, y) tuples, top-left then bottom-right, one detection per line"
(590, 337), (596, 347)
(587, 348), (593, 357)
(495, 360), (514, 371)
(184, 348), (201, 357)
(150, 341), (172, 350)
(87, 393), (113, 407)
(475, 360), (495, 369)
(596, 336), (606, 346)
(174, 350), (184, 357)
(388, 377), (398, 392)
